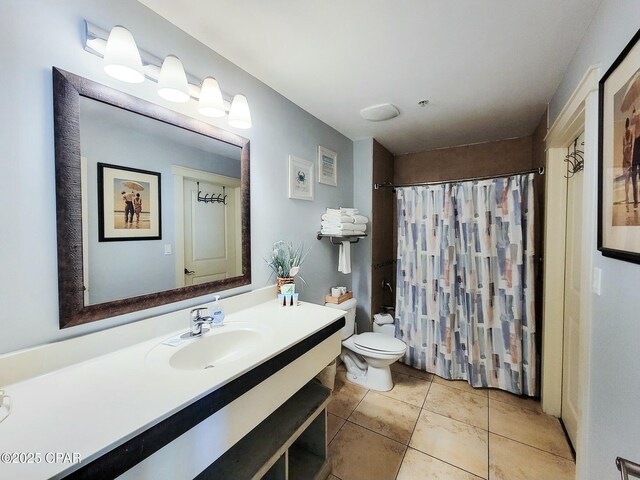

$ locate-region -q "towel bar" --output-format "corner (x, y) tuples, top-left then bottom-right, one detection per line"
(316, 232), (367, 245)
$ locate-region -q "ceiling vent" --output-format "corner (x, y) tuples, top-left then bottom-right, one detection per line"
(360, 103), (400, 122)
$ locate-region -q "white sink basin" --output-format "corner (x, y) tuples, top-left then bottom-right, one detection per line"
(147, 322), (270, 372)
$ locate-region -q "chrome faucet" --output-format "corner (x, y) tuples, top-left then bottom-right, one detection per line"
(189, 307), (213, 337)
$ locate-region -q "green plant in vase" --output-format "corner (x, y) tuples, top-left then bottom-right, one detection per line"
(265, 241), (310, 293)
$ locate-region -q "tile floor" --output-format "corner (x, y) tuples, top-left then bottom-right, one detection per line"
(326, 363), (575, 480)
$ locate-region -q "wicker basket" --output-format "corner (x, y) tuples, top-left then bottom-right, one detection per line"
(277, 277), (295, 294)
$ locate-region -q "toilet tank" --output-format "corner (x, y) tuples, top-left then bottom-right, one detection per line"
(324, 298), (357, 339)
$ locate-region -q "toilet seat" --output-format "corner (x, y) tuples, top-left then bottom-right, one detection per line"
(352, 332), (406, 355)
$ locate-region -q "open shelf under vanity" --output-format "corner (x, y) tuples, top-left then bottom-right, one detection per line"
(197, 381), (332, 480)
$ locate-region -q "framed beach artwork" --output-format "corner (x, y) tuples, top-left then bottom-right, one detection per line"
(317, 146), (337, 186)
(97, 163), (162, 241)
(288, 155), (314, 201)
(598, 28), (640, 264)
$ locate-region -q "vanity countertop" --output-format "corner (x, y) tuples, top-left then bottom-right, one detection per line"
(0, 299), (345, 479)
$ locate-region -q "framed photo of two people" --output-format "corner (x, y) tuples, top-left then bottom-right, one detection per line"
(97, 163), (161, 242)
(598, 28), (640, 264)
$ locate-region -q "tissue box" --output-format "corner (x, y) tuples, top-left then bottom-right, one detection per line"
(325, 291), (353, 304)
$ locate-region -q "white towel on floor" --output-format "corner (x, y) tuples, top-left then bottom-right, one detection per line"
(338, 240), (351, 274)
(351, 214), (369, 225)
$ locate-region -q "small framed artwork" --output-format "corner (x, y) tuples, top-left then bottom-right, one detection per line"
(598, 28), (640, 263)
(317, 146), (337, 186)
(288, 155), (314, 201)
(97, 163), (162, 241)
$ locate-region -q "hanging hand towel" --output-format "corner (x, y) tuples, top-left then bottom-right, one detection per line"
(338, 240), (351, 274)
(351, 214), (369, 225)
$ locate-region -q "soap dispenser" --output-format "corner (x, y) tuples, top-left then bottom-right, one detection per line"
(211, 295), (225, 326)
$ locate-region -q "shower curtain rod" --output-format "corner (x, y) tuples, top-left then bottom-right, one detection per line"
(373, 166), (544, 190)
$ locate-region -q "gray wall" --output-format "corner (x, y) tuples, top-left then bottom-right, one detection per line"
(0, 0), (353, 354)
(548, 1), (640, 478)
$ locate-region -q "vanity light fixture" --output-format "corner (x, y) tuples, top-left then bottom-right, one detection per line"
(102, 25), (144, 83)
(198, 77), (226, 117)
(228, 94), (252, 129)
(157, 55), (190, 103)
(83, 20), (252, 128)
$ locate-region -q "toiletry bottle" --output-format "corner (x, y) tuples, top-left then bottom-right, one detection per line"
(211, 295), (225, 326)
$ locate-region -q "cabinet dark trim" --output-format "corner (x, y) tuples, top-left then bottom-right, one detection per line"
(63, 316), (344, 479)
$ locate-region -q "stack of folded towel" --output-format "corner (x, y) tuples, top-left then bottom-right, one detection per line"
(320, 208), (369, 236)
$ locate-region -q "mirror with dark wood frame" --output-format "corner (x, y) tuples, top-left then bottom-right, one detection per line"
(53, 67), (251, 328)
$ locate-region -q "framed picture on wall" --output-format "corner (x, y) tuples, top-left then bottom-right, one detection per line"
(317, 146), (338, 186)
(598, 28), (640, 264)
(97, 163), (162, 241)
(288, 155), (314, 201)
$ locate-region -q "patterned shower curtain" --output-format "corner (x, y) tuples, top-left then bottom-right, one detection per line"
(395, 174), (536, 396)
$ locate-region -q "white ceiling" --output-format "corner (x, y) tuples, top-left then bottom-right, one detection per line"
(138, 0), (602, 155)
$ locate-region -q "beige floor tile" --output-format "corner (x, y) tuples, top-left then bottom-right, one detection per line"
(397, 447), (483, 480)
(410, 410), (488, 478)
(488, 389), (542, 413)
(348, 391), (420, 444)
(390, 361), (434, 382)
(489, 399), (572, 459)
(327, 413), (346, 443)
(432, 375), (488, 398)
(381, 371), (431, 407)
(489, 434), (575, 480)
(423, 382), (488, 429)
(328, 421), (406, 480)
(328, 370), (368, 419)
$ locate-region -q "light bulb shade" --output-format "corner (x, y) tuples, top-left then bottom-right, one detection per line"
(228, 94), (252, 129)
(157, 55), (190, 103)
(198, 77), (225, 117)
(103, 26), (144, 83)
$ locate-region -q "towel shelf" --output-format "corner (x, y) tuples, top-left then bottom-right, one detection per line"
(317, 232), (367, 245)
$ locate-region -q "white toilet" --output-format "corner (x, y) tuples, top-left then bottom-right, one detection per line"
(325, 298), (406, 392)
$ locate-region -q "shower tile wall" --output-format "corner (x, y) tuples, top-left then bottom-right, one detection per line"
(371, 140), (396, 318)
(394, 136), (534, 184)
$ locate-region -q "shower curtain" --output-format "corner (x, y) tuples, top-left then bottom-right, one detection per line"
(395, 174), (536, 396)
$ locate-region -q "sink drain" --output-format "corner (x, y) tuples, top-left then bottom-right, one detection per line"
(204, 364), (215, 369)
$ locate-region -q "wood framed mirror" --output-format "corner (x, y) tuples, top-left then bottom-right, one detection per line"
(53, 67), (251, 328)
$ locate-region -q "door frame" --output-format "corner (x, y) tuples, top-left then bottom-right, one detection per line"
(542, 65), (599, 475)
(172, 165), (241, 288)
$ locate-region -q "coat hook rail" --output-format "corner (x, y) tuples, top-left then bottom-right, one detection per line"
(565, 137), (585, 178)
(197, 182), (227, 205)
